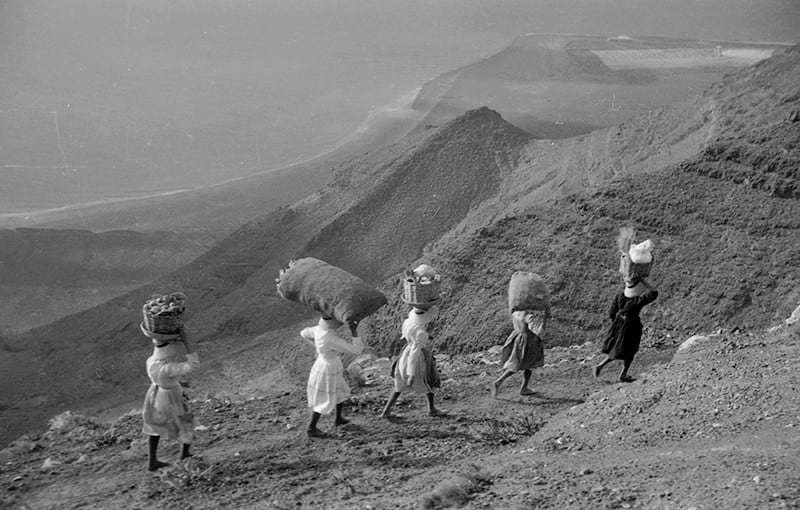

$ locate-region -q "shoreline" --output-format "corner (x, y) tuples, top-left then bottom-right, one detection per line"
(0, 86), (434, 227)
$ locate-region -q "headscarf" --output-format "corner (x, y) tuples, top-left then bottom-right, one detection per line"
(403, 306), (438, 340)
(624, 281), (647, 298)
(318, 317), (343, 330)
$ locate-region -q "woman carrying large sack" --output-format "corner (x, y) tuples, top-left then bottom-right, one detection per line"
(276, 257), (387, 437)
(493, 271), (550, 397)
(302, 317), (362, 437)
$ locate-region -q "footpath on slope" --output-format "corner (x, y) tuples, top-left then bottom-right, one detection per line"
(1, 313), (798, 509)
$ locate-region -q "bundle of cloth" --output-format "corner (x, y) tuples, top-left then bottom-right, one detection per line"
(276, 257), (387, 323)
(617, 227), (654, 282)
(616, 227), (655, 297)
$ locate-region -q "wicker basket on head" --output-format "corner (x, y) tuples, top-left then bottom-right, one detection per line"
(142, 292), (186, 335)
(619, 254), (652, 280)
(402, 270), (441, 308)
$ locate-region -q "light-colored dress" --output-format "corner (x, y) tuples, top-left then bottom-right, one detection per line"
(393, 310), (441, 394)
(303, 321), (363, 414)
(141, 343), (200, 444)
(500, 311), (544, 372)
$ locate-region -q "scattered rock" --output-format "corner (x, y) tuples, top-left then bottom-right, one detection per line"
(40, 458), (61, 471)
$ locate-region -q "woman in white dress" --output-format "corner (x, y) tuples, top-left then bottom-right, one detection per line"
(302, 317), (362, 437)
(140, 325), (200, 471)
(380, 306), (443, 418)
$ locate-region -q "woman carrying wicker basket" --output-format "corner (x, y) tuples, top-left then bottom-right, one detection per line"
(140, 324), (199, 471)
(302, 317), (363, 437)
(380, 305), (444, 418)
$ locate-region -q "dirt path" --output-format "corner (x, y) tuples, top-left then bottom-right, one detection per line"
(3, 326), (798, 509)
(0, 340), (676, 509)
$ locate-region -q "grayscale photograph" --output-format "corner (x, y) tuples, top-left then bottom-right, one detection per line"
(0, 0), (798, 508)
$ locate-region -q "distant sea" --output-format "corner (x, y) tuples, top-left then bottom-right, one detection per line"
(1, 0), (797, 218)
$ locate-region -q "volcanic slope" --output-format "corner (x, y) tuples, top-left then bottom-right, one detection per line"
(364, 45), (800, 356)
(1, 42), (800, 510)
(0, 108), (532, 443)
(3, 45), (800, 450)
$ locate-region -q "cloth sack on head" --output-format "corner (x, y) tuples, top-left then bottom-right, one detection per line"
(508, 271), (550, 312)
(276, 257), (387, 323)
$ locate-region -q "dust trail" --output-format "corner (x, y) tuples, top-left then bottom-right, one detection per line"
(52, 111), (69, 171)
(124, 0), (132, 43)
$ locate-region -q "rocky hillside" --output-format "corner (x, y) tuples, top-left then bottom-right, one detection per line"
(1, 314), (797, 509)
(1, 43), (798, 462)
(0, 108), (532, 443)
(364, 45), (800, 354)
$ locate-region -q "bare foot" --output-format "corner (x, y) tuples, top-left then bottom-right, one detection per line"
(306, 428), (326, 438)
(148, 460), (169, 472)
(519, 387), (535, 396)
(593, 365), (602, 378)
(428, 409), (446, 417)
(619, 375), (636, 383)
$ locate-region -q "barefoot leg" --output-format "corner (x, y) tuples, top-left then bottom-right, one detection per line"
(380, 392), (401, 418)
(493, 371), (513, 398)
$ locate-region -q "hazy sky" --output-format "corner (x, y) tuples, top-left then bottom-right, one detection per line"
(0, 0), (797, 215)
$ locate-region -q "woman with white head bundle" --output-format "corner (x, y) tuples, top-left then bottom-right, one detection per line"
(594, 229), (659, 382)
(380, 305), (444, 418)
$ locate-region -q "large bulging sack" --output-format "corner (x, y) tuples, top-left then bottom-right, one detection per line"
(276, 257), (387, 323)
(508, 271), (550, 312)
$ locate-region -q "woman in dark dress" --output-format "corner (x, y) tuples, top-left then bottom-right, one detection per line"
(594, 276), (658, 382)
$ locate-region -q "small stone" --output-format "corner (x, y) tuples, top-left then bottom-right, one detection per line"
(41, 457), (61, 471)
(753, 475), (762, 483)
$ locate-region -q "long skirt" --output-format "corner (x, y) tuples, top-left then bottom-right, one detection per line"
(500, 330), (544, 372)
(602, 316), (643, 360)
(142, 384), (195, 444)
(393, 346), (441, 394)
(307, 356), (350, 414)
